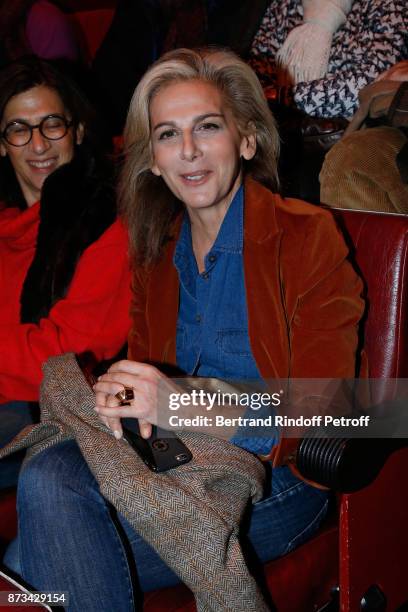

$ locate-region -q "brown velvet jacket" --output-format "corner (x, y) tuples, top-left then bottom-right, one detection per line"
(128, 178), (365, 464)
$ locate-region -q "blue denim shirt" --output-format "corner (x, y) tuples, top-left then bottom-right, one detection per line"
(174, 186), (277, 454)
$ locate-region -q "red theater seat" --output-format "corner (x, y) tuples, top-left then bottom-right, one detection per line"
(70, 8), (115, 62)
(1, 208), (408, 611)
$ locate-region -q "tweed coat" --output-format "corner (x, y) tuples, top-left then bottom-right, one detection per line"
(0, 352), (269, 612)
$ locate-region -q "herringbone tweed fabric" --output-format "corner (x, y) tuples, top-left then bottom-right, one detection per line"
(0, 353), (269, 611)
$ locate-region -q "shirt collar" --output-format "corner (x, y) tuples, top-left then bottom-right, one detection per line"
(174, 183), (244, 269)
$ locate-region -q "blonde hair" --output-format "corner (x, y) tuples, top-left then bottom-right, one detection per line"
(119, 47), (280, 266)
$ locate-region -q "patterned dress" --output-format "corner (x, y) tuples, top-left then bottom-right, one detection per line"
(250, 0), (408, 117)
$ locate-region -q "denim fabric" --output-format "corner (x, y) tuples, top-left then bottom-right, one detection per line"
(0, 402), (36, 489)
(11, 440), (329, 611)
(174, 185), (260, 380)
(174, 186), (277, 454)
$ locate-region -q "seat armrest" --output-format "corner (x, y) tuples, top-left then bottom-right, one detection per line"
(296, 437), (408, 492)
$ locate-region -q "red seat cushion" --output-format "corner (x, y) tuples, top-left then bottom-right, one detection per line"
(143, 521), (338, 612)
(0, 492), (17, 543)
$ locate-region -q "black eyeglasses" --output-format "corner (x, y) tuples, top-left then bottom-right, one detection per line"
(0, 114), (73, 147)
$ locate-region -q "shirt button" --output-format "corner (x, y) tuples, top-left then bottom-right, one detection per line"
(208, 255), (216, 263)
(195, 314), (202, 323)
(202, 272), (210, 280)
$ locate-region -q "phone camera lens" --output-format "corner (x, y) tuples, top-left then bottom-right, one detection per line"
(152, 439), (169, 452)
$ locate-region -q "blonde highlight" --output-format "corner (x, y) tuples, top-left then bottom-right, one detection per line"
(118, 47), (280, 266)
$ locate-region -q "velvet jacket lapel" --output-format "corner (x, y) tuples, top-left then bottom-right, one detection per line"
(142, 177), (291, 378)
(243, 178), (290, 378)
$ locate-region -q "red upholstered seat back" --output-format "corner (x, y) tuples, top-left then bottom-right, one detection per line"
(71, 9), (115, 61)
(334, 209), (408, 377)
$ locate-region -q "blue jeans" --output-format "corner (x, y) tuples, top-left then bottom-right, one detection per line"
(11, 440), (328, 611)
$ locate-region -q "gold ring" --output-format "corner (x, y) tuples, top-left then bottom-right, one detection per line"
(115, 387), (134, 404)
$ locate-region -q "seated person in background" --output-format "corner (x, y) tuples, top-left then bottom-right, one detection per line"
(248, 0), (407, 119)
(0, 57), (131, 487)
(320, 60), (408, 214)
(212, 0), (407, 201)
(13, 48), (364, 610)
(0, 0), (81, 67)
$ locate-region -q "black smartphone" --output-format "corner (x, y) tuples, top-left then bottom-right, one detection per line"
(121, 419), (192, 472)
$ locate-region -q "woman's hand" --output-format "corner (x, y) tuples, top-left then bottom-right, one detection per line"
(93, 360), (176, 439)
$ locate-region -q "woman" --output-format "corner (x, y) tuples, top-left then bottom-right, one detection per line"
(0, 57), (131, 484)
(15, 49), (364, 610)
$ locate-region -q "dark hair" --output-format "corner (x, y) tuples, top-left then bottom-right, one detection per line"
(0, 55), (100, 208)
